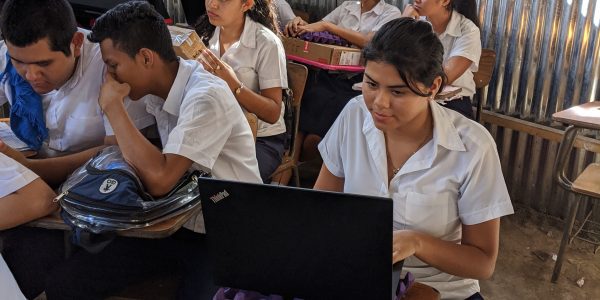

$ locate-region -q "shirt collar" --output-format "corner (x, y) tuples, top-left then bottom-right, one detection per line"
(239, 16), (257, 49)
(360, 99), (466, 180)
(63, 46), (85, 91)
(346, 0), (386, 16)
(62, 29), (91, 91)
(429, 101), (466, 152)
(440, 10), (462, 38)
(162, 58), (192, 116)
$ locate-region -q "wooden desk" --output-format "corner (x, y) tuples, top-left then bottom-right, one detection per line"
(553, 102), (600, 130)
(28, 206), (201, 239)
(551, 101), (600, 282)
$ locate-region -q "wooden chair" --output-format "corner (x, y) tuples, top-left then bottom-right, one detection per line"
(244, 112), (258, 141)
(269, 61), (308, 186)
(472, 49), (496, 122)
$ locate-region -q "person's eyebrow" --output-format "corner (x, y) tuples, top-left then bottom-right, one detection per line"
(364, 73), (408, 89)
(8, 55), (53, 65)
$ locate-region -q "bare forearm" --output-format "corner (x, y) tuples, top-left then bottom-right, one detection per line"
(235, 88), (281, 124)
(105, 106), (168, 186)
(0, 179), (57, 230)
(26, 146), (104, 187)
(326, 23), (370, 48)
(412, 231), (497, 279)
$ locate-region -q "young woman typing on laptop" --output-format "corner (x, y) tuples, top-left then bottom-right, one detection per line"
(313, 18), (513, 299)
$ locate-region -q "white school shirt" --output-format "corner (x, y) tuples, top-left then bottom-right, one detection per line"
(0, 152), (38, 198)
(0, 29), (155, 155)
(144, 58), (262, 233)
(274, 0), (296, 28)
(208, 16), (288, 138)
(319, 97), (514, 299)
(322, 0), (402, 34)
(0, 254), (25, 300)
(437, 11), (481, 98)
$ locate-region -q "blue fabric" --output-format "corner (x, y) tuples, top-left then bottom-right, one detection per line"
(0, 53), (47, 150)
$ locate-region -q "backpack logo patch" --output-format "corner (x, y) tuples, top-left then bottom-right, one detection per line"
(99, 178), (119, 194)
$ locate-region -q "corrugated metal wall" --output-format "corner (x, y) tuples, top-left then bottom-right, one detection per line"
(165, 0), (600, 223)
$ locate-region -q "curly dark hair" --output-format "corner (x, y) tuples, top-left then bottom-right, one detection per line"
(0, 0), (77, 56)
(194, 0), (280, 45)
(362, 18), (447, 97)
(87, 1), (177, 62)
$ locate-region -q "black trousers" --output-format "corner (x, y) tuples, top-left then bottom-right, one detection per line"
(256, 133), (287, 183)
(439, 96), (474, 120)
(2, 226), (217, 300)
(299, 69), (362, 138)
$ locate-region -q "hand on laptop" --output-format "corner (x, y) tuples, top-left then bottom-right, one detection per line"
(393, 230), (420, 264)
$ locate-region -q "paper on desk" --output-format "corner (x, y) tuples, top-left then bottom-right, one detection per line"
(0, 122), (30, 151)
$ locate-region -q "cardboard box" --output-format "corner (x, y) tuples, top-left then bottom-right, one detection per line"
(168, 25), (206, 60)
(282, 37), (362, 66)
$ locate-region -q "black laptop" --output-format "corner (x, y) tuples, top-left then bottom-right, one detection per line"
(198, 178), (402, 300)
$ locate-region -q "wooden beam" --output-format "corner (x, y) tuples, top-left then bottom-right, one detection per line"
(481, 110), (600, 154)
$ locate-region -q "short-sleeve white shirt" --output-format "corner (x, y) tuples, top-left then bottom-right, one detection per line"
(208, 16), (288, 137)
(319, 97), (514, 299)
(322, 0), (402, 34)
(274, 0), (296, 28)
(0, 254), (25, 300)
(0, 29), (155, 154)
(438, 11), (481, 98)
(144, 58), (262, 233)
(0, 152), (38, 198)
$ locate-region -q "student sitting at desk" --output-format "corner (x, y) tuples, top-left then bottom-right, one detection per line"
(314, 18), (513, 299)
(195, 0), (288, 182)
(283, 0), (402, 160)
(402, 0), (481, 119)
(0, 0), (154, 186)
(3, 2), (262, 299)
(0, 152), (56, 299)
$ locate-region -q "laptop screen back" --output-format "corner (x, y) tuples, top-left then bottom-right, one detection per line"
(199, 178), (393, 299)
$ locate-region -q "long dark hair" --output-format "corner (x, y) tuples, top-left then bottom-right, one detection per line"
(447, 0), (480, 28)
(362, 18), (447, 97)
(194, 0), (280, 45)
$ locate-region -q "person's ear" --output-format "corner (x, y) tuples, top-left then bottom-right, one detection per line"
(242, 0), (255, 13)
(430, 76), (443, 96)
(138, 48), (154, 68)
(71, 32), (84, 58)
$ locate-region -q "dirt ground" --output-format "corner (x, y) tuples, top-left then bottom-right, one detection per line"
(481, 208), (600, 299)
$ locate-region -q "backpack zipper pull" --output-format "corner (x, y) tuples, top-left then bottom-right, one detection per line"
(53, 191), (68, 203)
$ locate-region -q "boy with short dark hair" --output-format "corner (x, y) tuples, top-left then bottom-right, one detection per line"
(4, 2), (261, 298)
(0, 0), (154, 186)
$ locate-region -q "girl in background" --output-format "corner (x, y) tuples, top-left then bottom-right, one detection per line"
(195, 0), (288, 183)
(402, 0), (481, 119)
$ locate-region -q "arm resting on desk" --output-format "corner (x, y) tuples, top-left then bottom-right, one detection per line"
(0, 178), (57, 230)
